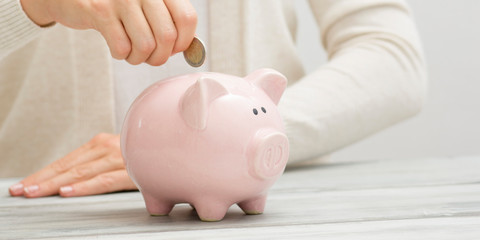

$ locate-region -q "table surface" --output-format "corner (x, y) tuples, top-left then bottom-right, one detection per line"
(1, 155), (480, 239)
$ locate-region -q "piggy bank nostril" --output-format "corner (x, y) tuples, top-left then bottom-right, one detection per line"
(274, 146), (283, 165)
(264, 148), (273, 168)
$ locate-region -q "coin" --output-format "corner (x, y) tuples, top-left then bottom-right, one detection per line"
(183, 36), (206, 67)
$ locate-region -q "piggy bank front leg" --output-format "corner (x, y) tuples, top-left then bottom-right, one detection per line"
(193, 200), (231, 222)
(238, 195), (267, 215)
(142, 192), (174, 216)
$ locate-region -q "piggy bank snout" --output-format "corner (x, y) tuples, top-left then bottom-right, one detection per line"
(249, 130), (289, 180)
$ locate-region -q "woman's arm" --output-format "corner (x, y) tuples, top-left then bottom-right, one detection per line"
(0, 0), (48, 59)
(281, 0), (427, 163)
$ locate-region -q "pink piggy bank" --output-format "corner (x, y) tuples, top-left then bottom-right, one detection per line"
(120, 68), (289, 221)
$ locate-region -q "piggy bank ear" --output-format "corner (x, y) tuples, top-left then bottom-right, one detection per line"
(246, 69), (287, 105)
(181, 76), (229, 130)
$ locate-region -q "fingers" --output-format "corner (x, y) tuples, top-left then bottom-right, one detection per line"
(144, 0), (197, 65)
(22, 144), (106, 185)
(89, 1), (132, 60)
(23, 155), (124, 198)
(143, 0), (177, 66)
(11, 134), (112, 196)
(60, 170), (137, 197)
(98, 19), (132, 60)
(163, 0), (197, 53)
(9, 133), (125, 198)
(90, 0), (197, 65)
(9, 142), (105, 196)
(120, 3), (156, 65)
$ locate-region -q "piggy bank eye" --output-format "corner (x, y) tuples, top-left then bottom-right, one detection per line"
(261, 107), (266, 113)
(253, 108), (258, 115)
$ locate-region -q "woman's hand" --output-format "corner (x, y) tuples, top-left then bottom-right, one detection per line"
(9, 133), (137, 198)
(20, 0), (197, 65)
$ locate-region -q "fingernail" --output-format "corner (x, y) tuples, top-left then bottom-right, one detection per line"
(60, 186), (73, 195)
(24, 185), (39, 194)
(9, 183), (24, 195)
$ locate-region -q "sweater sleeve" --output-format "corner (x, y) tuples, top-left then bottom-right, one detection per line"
(0, 0), (47, 59)
(279, 0), (427, 163)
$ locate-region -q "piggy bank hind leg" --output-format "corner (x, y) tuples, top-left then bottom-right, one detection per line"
(142, 192), (174, 216)
(238, 195), (267, 215)
(192, 200), (231, 222)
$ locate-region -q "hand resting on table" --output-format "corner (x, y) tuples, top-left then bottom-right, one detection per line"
(9, 133), (137, 198)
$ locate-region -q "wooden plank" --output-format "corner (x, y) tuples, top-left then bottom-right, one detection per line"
(1, 155), (479, 239)
(2, 181), (479, 238)
(278, 155), (480, 191)
(60, 216), (480, 240)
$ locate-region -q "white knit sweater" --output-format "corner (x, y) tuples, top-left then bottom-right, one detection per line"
(0, 0), (427, 177)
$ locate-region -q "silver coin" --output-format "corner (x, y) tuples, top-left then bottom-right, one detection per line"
(183, 36), (206, 67)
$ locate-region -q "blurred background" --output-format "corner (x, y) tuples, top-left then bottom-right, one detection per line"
(294, 0), (480, 161)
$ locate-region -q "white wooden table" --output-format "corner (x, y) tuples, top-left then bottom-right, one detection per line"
(1, 156), (480, 239)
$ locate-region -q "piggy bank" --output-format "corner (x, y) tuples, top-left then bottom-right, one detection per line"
(120, 68), (289, 221)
